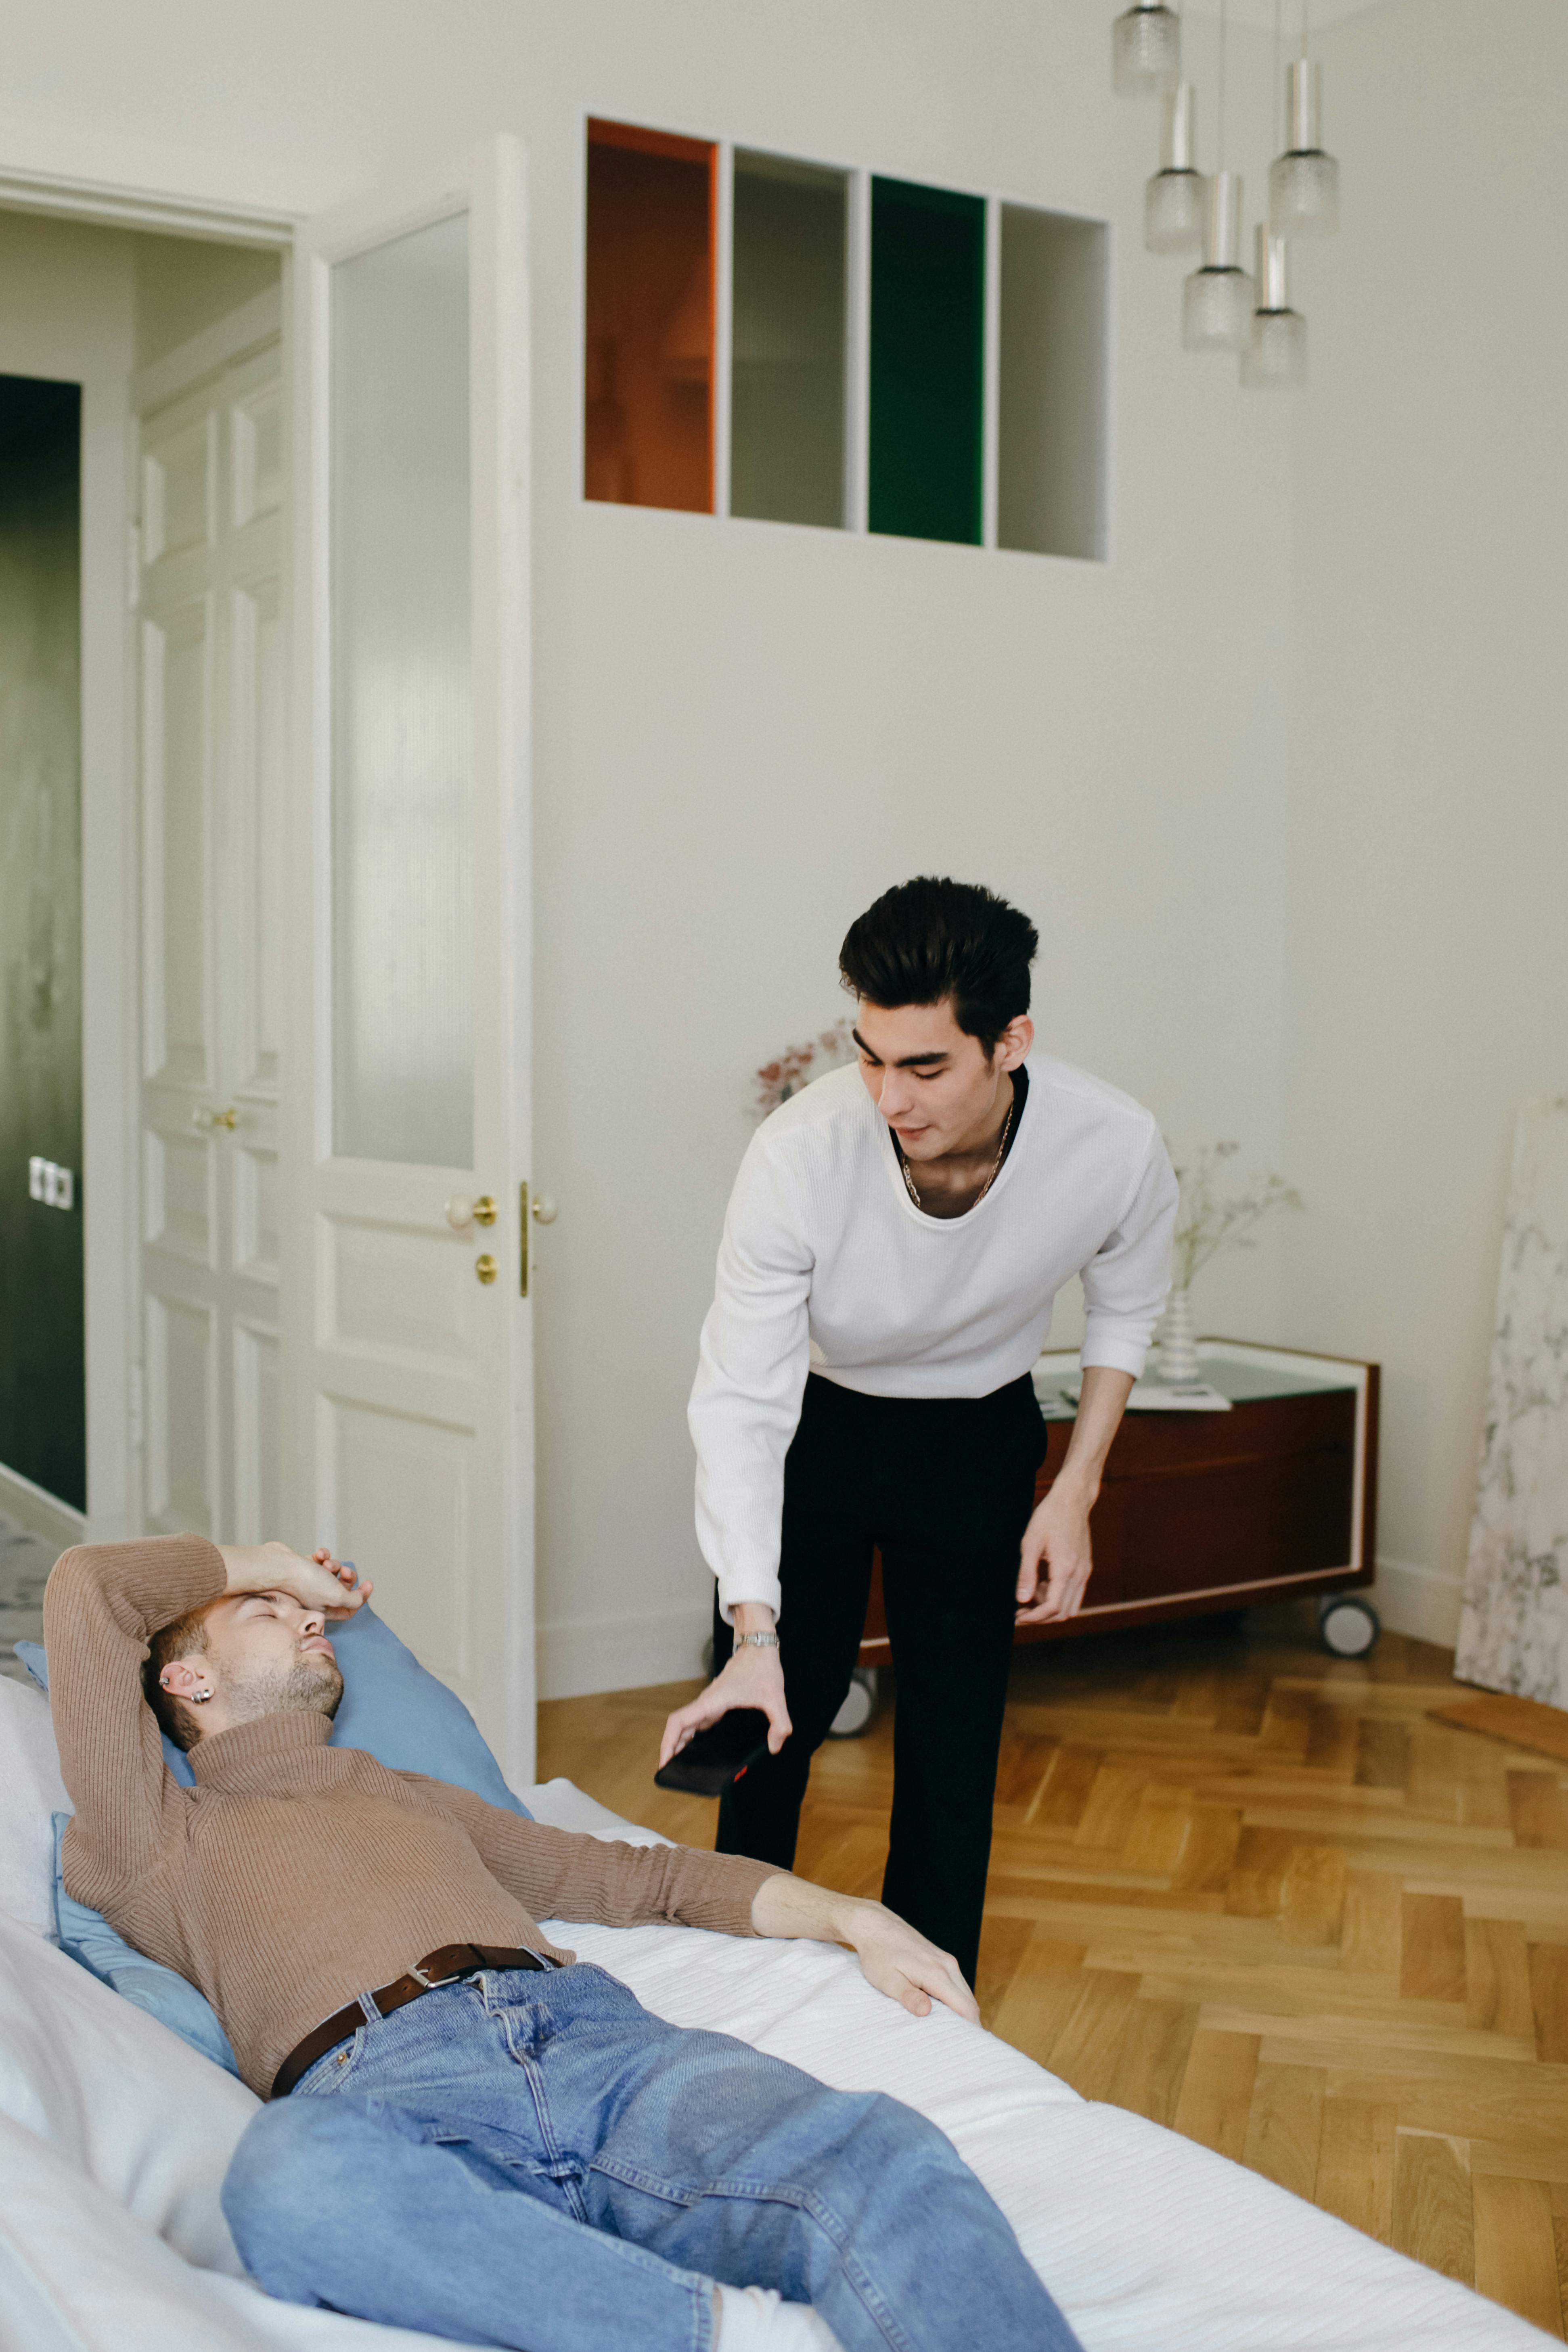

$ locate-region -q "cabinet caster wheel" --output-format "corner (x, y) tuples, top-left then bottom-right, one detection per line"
(828, 1668), (879, 1738)
(1318, 1595), (1380, 1657)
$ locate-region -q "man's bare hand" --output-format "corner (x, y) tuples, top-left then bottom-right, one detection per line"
(1014, 1481), (1095, 1625)
(750, 1874), (979, 2023)
(218, 1542), (373, 1620)
(659, 1638), (791, 1767)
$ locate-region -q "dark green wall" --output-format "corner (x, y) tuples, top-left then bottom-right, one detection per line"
(0, 379), (84, 1511)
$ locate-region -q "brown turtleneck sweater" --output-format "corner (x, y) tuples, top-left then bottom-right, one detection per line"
(43, 1536), (775, 2097)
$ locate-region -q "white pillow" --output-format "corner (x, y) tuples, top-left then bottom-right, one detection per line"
(0, 1909), (257, 2273)
(0, 1672), (70, 1939)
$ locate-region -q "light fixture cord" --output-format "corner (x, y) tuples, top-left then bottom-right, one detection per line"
(1301, 0), (1310, 59)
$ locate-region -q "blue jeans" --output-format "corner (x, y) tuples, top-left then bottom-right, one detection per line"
(223, 1963), (1077, 2352)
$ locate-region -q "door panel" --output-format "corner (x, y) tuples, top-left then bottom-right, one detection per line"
(137, 327), (285, 1552)
(289, 140), (535, 1779)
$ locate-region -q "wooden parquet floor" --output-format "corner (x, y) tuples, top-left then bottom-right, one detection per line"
(538, 1610), (1568, 2339)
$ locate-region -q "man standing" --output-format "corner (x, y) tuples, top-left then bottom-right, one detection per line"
(664, 878), (1177, 1987)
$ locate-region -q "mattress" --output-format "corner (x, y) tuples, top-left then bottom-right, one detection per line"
(0, 1756), (1545, 2350)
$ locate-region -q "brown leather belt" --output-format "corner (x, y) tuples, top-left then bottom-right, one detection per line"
(270, 1943), (550, 2101)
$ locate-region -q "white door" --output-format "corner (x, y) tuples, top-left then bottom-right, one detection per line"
(285, 140), (536, 1783)
(137, 325), (287, 1549)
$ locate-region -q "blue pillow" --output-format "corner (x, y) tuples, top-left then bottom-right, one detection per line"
(50, 1812), (240, 2075)
(19, 1586), (532, 2067)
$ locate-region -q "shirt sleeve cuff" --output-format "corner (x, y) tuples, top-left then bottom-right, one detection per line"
(715, 1574), (783, 1628)
(1079, 1337), (1149, 1379)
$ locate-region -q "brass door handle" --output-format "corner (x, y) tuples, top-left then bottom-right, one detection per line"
(193, 1105), (239, 1132)
(475, 1254), (499, 1285)
(446, 1192), (498, 1230)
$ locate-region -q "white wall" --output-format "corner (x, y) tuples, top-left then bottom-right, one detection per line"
(0, 2), (1299, 1691)
(1283, 0), (1568, 1644)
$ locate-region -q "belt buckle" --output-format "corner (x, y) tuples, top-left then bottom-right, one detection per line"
(408, 1963), (462, 1992)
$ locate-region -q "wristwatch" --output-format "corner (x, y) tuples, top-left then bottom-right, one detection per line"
(733, 1630), (780, 1650)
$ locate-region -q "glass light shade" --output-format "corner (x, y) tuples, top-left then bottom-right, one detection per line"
(1112, 3), (1180, 97)
(1183, 267), (1256, 352)
(1270, 147), (1340, 237)
(1242, 227), (1307, 388)
(1146, 170), (1206, 255)
(1182, 170), (1253, 352)
(1145, 85), (1204, 254)
(1270, 60), (1340, 237)
(1241, 307), (1307, 388)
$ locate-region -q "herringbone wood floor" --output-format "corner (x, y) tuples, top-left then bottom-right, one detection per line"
(538, 1609), (1568, 2339)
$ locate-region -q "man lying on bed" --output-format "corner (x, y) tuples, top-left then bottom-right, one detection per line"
(44, 1536), (1076, 2352)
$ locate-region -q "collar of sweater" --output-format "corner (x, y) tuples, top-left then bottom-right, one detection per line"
(188, 1708), (335, 1788)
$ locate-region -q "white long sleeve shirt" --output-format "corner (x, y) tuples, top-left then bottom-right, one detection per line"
(689, 1055), (1178, 1621)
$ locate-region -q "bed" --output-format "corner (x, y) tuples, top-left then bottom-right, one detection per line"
(0, 1674), (1547, 2352)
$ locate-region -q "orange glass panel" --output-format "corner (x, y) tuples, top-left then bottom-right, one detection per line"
(584, 119), (715, 513)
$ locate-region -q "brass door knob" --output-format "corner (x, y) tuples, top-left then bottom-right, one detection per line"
(193, 1105), (239, 1132)
(472, 1194), (498, 1226)
(475, 1254), (499, 1285)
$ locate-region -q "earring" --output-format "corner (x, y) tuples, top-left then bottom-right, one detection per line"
(189, 1686), (213, 1705)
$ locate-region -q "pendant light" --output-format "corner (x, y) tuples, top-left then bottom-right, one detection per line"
(1145, 83), (1206, 254)
(1181, 0), (1252, 351)
(1113, 1), (1180, 97)
(1270, 4), (1340, 236)
(1240, 227), (1307, 387)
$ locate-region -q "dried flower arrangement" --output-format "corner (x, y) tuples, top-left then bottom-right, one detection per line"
(1169, 1140), (1304, 1289)
(750, 1021), (856, 1122)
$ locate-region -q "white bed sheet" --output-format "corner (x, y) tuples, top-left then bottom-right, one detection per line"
(0, 1721), (1544, 2350)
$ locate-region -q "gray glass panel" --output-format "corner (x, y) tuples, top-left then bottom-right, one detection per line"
(331, 211), (473, 1167)
(998, 205), (1109, 563)
(731, 153), (848, 529)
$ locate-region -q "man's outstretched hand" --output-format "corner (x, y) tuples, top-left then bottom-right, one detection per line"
(217, 1542), (373, 1620)
(750, 1873), (980, 2026)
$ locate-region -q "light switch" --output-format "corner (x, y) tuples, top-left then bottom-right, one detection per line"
(28, 1156), (46, 1200)
(49, 1166), (75, 1211)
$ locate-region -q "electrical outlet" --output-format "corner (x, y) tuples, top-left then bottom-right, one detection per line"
(27, 1157), (76, 1211)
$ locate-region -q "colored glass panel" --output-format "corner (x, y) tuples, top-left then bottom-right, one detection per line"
(869, 177), (985, 546)
(998, 205), (1109, 562)
(731, 152), (848, 529)
(584, 119), (715, 514)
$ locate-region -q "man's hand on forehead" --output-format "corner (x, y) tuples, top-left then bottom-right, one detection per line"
(217, 1542), (374, 1620)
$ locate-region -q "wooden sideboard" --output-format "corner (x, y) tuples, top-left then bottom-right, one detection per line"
(856, 1339), (1379, 1664)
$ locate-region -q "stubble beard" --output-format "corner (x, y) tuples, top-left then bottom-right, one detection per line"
(223, 1650), (344, 1731)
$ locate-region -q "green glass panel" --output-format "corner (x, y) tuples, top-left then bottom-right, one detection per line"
(731, 153), (847, 529)
(869, 177), (985, 546)
(0, 377), (84, 1509)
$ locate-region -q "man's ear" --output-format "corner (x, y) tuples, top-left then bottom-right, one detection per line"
(996, 1015), (1034, 1072)
(159, 1655), (210, 1701)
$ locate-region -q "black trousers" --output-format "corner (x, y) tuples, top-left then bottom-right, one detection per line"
(713, 1371), (1047, 1988)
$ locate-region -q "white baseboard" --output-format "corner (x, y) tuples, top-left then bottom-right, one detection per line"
(1371, 1556), (1463, 1648)
(538, 1605), (711, 1702)
(0, 1461), (85, 1554)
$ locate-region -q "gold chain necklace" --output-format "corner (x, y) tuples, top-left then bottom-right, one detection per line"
(900, 1091), (1016, 1215)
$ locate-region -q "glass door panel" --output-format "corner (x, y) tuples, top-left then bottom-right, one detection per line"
(330, 211), (473, 1168)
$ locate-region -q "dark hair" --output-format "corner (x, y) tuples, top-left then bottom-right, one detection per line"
(838, 877), (1038, 1052)
(142, 1607), (213, 1752)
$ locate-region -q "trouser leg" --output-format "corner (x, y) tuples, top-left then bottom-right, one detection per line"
(569, 2000), (1078, 2352)
(716, 1381), (873, 1871)
(223, 2090), (716, 2352)
(875, 1382), (1046, 1987)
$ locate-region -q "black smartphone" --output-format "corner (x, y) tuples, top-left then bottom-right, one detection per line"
(654, 1709), (773, 1798)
